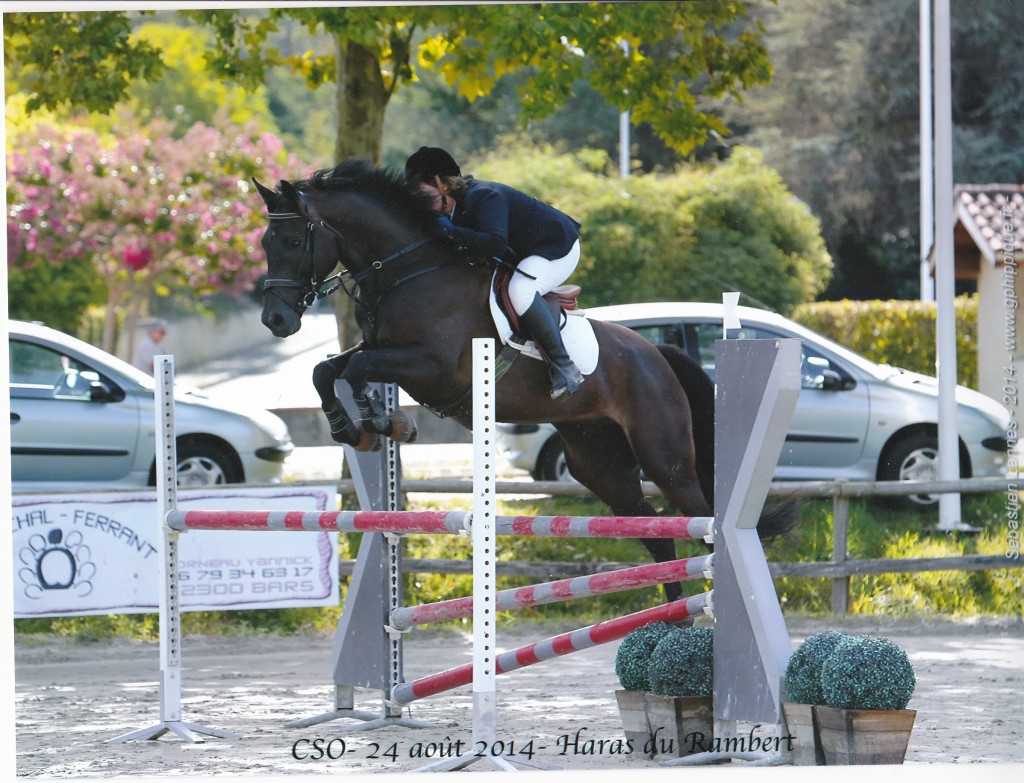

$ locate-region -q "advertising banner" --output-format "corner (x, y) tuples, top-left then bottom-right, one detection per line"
(12, 486), (339, 617)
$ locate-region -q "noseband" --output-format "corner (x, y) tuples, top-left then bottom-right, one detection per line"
(262, 211), (345, 313)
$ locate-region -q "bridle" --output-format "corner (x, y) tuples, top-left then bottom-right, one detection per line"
(262, 211), (335, 312)
(262, 208), (433, 315)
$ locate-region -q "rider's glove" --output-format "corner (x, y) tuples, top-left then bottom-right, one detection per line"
(430, 216), (456, 243)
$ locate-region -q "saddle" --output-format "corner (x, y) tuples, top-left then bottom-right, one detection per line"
(493, 265), (581, 336)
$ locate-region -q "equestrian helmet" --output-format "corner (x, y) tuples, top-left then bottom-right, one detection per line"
(405, 146), (462, 183)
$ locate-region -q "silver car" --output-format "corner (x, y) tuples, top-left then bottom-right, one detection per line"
(497, 302), (1010, 504)
(9, 320), (294, 490)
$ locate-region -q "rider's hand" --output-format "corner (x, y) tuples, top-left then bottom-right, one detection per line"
(430, 216), (456, 242)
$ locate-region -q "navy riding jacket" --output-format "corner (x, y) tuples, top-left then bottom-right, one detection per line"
(443, 179), (581, 263)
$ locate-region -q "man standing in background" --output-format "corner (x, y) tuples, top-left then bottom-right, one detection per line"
(131, 319), (169, 374)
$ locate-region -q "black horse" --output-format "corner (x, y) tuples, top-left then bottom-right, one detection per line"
(254, 160), (793, 600)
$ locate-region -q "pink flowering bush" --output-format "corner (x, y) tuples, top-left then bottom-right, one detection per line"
(7, 113), (309, 352)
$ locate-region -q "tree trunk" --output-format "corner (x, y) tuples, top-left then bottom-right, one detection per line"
(330, 35), (391, 351)
(102, 273), (123, 356)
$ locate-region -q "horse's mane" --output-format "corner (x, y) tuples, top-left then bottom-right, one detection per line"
(303, 159), (438, 227)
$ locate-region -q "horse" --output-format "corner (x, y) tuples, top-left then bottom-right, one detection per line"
(253, 159), (795, 601)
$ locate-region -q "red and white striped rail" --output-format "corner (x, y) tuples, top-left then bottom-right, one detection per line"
(390, 591), (710, 706)
(165, 508), (468, 534)
(496, 515), (713, 540)
(165, 509), (714, 540)
(389, 554), (714, 631)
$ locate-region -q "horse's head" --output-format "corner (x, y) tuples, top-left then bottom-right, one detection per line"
(254, 162), (440, 338)
(253, 177), (339, 338)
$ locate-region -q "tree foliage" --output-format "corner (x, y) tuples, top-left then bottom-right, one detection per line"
(3, 11), (165, 114)
(185, 2), (772, 157)
(730, 0), (1024, 300)
(126, 23), (277, 136)
(5, 3), (776, 348)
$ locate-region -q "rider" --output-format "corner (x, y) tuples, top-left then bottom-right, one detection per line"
(404, 146), (585, 399)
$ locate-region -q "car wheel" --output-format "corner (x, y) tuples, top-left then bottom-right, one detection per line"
(535, 436), (571, 482)
(878, 431), (959, 507)
(176, 441), (243, 486)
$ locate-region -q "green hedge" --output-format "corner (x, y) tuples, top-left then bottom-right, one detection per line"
(477, 144), (832, 314)
(791, 295), (978, 389)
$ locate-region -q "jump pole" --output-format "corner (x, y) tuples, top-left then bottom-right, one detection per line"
(167, 510), (712, 539)
(390, 554), (713, 630)
(393, 591), (710, 706)
(107, 356), (237, 744)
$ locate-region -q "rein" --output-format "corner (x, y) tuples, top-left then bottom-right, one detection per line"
(263, 210), (433, 314)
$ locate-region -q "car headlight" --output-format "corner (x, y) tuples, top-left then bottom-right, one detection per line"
(256, 444), (293, 463)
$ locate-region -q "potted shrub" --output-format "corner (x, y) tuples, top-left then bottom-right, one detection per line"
(643, 625), (715, 757)
(814, 635), (917, 765)
(782, 630), (849, 765)
(614, 621), (677, 756)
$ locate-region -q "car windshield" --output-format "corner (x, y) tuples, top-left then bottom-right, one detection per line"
(10, 325), (157, 392)
(594, 305), (901, 383)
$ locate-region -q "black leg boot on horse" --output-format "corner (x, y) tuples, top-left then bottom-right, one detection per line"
(312, 353), (419, 451)
(519, 293), (584, 399)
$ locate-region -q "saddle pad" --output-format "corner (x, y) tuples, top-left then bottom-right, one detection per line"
(488, 270), (599, 375)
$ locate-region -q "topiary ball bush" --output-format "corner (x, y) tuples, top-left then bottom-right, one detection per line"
(820, 635), (916, 711)
(615, 621), (677, 692)
(647, 626), (714, 697)
(783, 630), (849, 705)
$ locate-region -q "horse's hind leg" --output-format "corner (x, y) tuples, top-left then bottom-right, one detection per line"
(556, 421), (684, 602)
(618, 393), (713, 521)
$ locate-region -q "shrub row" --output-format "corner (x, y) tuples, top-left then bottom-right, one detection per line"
(791, 295), (979, 389)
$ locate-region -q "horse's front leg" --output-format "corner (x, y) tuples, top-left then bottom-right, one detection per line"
(311, 345), (382, 451)
(349, 380), (419, 444)
(342, 345), (448, 445)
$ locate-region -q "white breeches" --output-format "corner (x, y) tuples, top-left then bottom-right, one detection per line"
(508, 239), (581, 315)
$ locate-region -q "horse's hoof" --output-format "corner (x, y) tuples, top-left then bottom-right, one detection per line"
(355, 429), (384, 452)
(387, 411), (418, 443)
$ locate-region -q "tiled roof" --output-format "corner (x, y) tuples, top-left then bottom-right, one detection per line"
(955, 184), (1024, 264)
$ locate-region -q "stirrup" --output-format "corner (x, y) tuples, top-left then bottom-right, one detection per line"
(549, 362), (584, 399)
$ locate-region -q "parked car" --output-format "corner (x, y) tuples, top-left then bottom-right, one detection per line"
(497, 302), (1011, 505)
(8, 319), (294, 490)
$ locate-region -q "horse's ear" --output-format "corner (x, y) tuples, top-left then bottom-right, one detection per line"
(252, 177), (280, 210)
(278, 179), (316, 222)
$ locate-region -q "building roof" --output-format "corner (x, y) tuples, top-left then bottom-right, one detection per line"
(955, 184), (1024, 265)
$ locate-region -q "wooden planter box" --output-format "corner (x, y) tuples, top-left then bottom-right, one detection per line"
(614, 690), (654, 756)
(814, 706), (916, 765)
(615, 691), (714, 758)
(780, 702), (826, 765)
(644, 693), (714, 757)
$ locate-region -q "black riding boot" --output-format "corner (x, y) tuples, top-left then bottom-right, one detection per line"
(519, 293), (585, 399)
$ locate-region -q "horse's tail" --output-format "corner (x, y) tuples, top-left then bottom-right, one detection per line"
(656, 344), (715, 508)
(655, 344), (799, 543)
